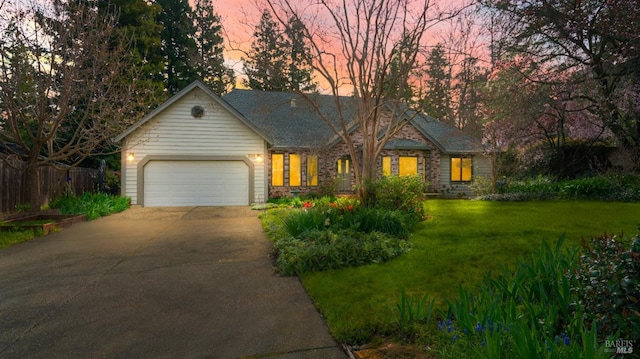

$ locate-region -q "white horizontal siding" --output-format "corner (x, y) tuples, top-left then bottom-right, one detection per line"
(122, 87), (266, 205)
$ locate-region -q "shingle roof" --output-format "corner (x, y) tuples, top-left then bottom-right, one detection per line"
(410, 114), (484, 153)
(223, 89), (484, 154)
(221, 90), (357, 149)
(116, 81), (483, 153)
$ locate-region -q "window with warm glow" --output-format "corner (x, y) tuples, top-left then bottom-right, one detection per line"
(290, 154), (301, 186)
(306, 155), (318, 186)
(382, 156), (391, 176)
(272, 154), (284, 186)
(399, 157), (418, 176)
(337, 158), (349, 173)
(451, 157), (472, 182)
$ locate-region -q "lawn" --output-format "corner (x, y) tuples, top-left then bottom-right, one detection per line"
(300, 200), (640, 344)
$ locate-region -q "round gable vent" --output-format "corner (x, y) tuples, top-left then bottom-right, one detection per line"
(191, 105), (205, 118)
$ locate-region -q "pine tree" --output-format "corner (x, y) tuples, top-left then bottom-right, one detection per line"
(156, 0), (197, 94)
(192, 0), (235, 95)
(89, 0), (165, 100)
(243, 11), (317, 92)
(421, 44), (453, 124)
(284, 16), (316, 92)
(243, 10), (288, 91)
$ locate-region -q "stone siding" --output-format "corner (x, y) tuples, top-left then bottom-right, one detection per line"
(267, 122), (444, 197)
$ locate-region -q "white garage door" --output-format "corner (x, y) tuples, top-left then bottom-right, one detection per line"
(144, 161), (249, 206)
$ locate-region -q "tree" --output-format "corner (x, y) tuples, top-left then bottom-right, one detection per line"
(192, 0), (235, 95)
(421, 44), (453, 125)
(243, 10), (317, 92)
(453, 56), (486, 136)
(243, 10), (290, 91)
(486, 0), (640, 166)
(0, 0), (155, 209)
(265, 0), (459, 203)
(283, 16), (317, 92)
(156, 0), (197, 94)
(92, 0), (164, 94)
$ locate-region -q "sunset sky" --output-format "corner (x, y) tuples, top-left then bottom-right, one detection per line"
(210, 0), (482, 90)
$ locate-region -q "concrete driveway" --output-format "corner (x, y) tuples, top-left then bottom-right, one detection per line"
(0, 206), (347, 359)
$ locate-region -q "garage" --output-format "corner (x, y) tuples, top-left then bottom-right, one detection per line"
(143, 160), (249, 206)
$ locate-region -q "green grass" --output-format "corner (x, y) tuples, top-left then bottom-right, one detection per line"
(0, 228), (43, 249)
(300, 200), (640, 343)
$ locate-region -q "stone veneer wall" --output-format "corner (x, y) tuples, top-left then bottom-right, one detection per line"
(267, 123), (444, 198)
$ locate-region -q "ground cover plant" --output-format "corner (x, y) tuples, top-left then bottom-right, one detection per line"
(0, 192), (131, 250)
(0, 228), (44, 249)
(261, 175), (426, 276)
(293, 200), (640, 354)
(49, 192), (130, 220)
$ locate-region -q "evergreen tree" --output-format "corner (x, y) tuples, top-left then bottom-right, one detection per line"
(192, 0), (235, 95)
(284, 16), (316, 92)
(243, 10), (288, 91)
(156, 0), (197, 94)
(89, 0), (165, 101)
(243, 10), (317, 92)
(421, 44), (453, 124)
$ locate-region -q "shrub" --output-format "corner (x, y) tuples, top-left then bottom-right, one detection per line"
(352, 208), (412, 239)
(469, 176), (495, 197)
(370, 175), (427, 220)
(487, 174), (640, 202)
(570, 232), (640, 341)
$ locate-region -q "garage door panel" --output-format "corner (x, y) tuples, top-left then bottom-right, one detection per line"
(144, 161), (249, 206)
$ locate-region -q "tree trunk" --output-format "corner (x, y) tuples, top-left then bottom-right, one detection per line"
(23, 165), (42, 212)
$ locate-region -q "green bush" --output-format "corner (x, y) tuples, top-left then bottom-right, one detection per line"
(370, 175), (427, 220)
(570, 232), (640, 341)
(281, 205), (412, 239)
(482, 174), (640, 202)
(469, 176), (495, 196)
(272, 229), (411, 276)
(50, 192), (130, 220)
(352, 208), (412, 239)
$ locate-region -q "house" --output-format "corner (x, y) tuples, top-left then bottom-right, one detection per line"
(115, 81), (492, 206)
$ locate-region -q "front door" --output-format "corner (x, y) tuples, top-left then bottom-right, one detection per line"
(336, 158), (351, 192)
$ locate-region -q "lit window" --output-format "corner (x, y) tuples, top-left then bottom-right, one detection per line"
(382, 156), (391, 176)
(290, 154), (301, 186)
(307, 155), (318, 186)
(399, 157), (418, 176)
(451, 157), (472, 182)
(272, 154), (284, 186)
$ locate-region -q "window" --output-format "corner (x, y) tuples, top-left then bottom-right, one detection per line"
(290, 154), (301, 186)
(307, 155), (318, 186)
(382, 156), (391, 176)
(272, 154), (284, 186)
(399, 157), (418, 176)
(451, 157), (472, 182)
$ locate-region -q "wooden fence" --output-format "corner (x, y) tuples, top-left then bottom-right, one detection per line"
(0, 159), (100, 213)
